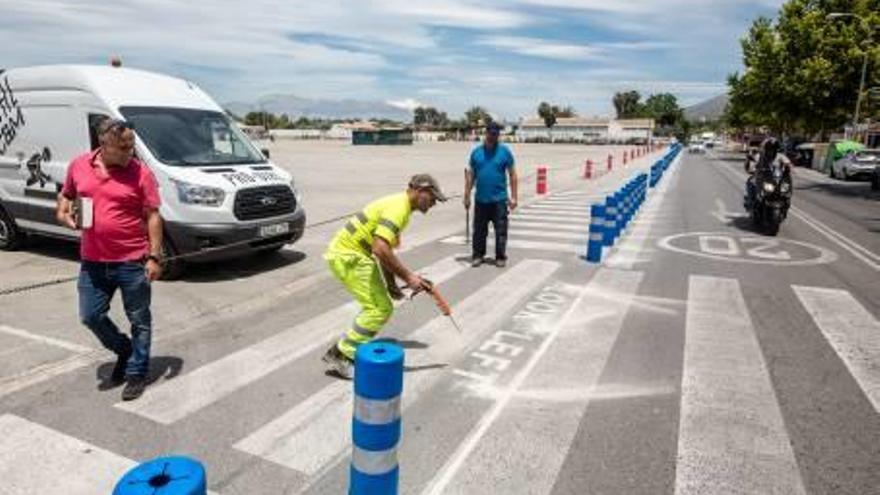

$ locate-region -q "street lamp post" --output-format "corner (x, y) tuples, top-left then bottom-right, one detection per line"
(827, 12), (875, 133)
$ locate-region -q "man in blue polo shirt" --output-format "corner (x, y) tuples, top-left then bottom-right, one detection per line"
(463, 121), (518, 268)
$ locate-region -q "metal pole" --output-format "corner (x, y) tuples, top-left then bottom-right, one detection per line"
(854, 50), (869, 129)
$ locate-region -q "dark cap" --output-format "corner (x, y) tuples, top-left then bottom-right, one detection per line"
(485, 121), (502, 135)
(409, 173), (448, 202)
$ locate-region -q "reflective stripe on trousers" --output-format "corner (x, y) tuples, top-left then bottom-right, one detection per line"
(326, 252), (393, 360)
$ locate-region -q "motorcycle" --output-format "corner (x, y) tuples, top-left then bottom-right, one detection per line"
(746, 160), (792, 236)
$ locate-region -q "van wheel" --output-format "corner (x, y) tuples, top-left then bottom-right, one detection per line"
(159, 238), (185, 280)
(0, 207), (23, 251)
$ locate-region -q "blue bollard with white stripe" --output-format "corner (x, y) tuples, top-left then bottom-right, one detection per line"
(614, 190), (625, 235)
(350, 342), (404, 495)
(603, 195), (618, 246)
(586, 204), (605, 263)
(114, 456), (206, 495)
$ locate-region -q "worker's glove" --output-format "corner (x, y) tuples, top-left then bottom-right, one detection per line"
(388, 284), (405, 301)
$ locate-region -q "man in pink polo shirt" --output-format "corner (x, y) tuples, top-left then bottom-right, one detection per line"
(56, 117), (163, 401)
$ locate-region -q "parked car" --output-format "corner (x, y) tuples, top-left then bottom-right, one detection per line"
(872, 163), (879, 191)
(829, 149), (880, 181)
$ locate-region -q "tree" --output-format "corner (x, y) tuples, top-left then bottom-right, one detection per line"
(613, 91), (643, 118)
(642, 93), (683, 127)
(537, 102), (556, 128)
(464, 106), (492, 128)
(726, 1), (880, 138)
(537, 102), (577, 129)
(413, 106), (449, 128)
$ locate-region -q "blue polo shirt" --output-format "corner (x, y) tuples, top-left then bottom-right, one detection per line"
(469, 143), (515, 203)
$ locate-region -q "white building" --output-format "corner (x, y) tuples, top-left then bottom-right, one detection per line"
(516, 117), (654, 144)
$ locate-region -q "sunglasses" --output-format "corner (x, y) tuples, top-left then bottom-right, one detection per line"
(101, 120), (135, 134)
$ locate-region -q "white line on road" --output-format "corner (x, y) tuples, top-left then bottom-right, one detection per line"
(115, 255), (468, 424)
(508, 229), (586, 241)
(0, 325), (93, 354)
(510, 214), (588, 224)
(793, 285), (880, 413)
(233, 260), (559, 486)
(790, 206), (880, 271)
(508, 221), (587, 232)
(675, 275), (806, 495)
(421, 268), (643, 494)
(0, 414), (219, 495)
(441, 236), (580, 254)
(524, 205), (591, 212)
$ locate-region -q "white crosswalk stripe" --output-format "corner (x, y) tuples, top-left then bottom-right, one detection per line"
(421, 268), (643, 494)
(233, 259), (560, 483)
(793, 285), (880, 413)
(0, 414), (220, 495)
(116, 255), (469, 424)
(509, 221), (587, 232)
(676, 275), (806, 495)
(442, 236), (581, 254)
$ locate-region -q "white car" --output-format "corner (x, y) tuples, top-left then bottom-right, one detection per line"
(688, 141), (706, 153)
(830, 149), (880, 181)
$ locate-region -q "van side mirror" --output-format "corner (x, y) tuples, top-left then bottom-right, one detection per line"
(261, 148), (270, 159)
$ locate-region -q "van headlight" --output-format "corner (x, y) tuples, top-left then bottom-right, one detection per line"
(290, 179), (302, 205)
(762, 182), (776, 193)
(172, 180), (226, 207)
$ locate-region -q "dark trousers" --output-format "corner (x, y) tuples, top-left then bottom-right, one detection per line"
(472, 201), (509, 260)
(78, 261), (152, 378)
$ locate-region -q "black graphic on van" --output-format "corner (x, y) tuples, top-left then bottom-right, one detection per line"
(0, 74), (26, 155)
(25, 147), (52, 187)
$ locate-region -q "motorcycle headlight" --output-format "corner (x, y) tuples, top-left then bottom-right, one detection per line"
(172, 180), (226, 207)
(763, 182), (776, 193)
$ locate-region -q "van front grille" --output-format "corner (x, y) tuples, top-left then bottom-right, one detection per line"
(233, 185), (296, 221)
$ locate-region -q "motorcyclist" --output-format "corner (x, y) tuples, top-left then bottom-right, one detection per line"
(744, 137), (791, 210)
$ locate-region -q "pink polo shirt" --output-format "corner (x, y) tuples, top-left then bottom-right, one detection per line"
(61, 150), (161, 262)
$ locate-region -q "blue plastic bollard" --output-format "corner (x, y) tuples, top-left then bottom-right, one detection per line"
(114, 456), (206, 495)
(614, 190), (625, 234)
(586, 204), (605, 263)
(603, 195), (618, 246)
(350, 342), (404, 495)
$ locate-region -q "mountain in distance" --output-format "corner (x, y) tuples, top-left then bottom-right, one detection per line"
(684, 94), (729, 123)
(225, 94), (412, 121)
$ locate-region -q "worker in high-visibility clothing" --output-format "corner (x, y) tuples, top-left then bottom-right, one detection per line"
(322, 174), (447, 379)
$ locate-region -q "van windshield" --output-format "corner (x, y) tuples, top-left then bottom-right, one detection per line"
(119, 106), (266, 166)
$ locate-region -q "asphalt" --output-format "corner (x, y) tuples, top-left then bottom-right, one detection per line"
(0, 146), (878, 494)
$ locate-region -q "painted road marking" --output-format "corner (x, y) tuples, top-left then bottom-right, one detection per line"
(508, 221), (587, 232)
(507, 229), (586, 241)
(423, 268), (644, 494)
(0, 325), (92, 354)
(116, 255), (468, 424)
(233, 260), (559, 485)
(658, 232), (837, 266)
(793, 286), (880, 413)
(442, 236), (580, 254)
(676, 275), (806, 495)
(0, 414), (219, 495)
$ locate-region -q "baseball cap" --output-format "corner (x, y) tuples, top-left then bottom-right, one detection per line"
(485, 121), (502, 135)
(409, 174), (448, 202)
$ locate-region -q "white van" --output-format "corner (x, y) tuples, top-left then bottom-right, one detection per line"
(0, 65), (305, 277)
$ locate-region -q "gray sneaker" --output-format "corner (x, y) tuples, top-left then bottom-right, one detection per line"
(471, 257), (484, 268)
(322, 345), (354, 380)
(494, 258), (507, 268)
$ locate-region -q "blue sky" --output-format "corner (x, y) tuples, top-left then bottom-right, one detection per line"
(1, 0), (783, 119)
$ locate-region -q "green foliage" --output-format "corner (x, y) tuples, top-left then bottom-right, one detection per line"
(726, 0), (880, 137)
(464, 106), (493, 128)
(613, 91), (643, 119)
(537, 101), (577, 128)
(413, 106), (450, 128)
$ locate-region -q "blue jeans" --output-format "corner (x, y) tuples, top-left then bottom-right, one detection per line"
(78, 261), (152, 378)
(472, 201), (509, 260)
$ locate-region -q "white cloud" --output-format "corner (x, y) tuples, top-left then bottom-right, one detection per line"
(386, 98), (425, 111)
(478, 36), (604, 60)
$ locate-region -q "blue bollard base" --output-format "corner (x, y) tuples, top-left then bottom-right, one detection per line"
(350, 466), (399, 495)
(114, 456), (206, 495)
